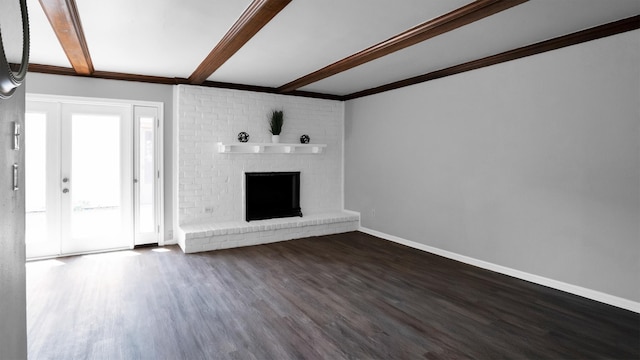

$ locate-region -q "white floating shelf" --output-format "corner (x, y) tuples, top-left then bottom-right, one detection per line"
(217, 142), (327, 154)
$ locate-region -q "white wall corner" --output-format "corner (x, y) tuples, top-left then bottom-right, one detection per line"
(340, 101), (346, 212)
(172, 85), (181, 241)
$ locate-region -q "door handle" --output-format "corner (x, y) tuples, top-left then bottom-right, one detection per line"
(13, 164), (19, 191)
(13, 122), (21, 150)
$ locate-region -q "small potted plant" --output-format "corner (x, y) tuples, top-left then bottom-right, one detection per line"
(269, 109), (284, 143)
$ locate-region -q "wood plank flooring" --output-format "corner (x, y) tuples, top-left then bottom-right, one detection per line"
(27, 232), (639, 359)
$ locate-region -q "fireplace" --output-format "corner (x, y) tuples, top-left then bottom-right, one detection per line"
(245, 172), (302, 222)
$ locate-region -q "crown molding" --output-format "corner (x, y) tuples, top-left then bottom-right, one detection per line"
(25, 64), (342, 101)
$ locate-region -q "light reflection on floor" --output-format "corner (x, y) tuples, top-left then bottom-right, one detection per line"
(25, 259), (66, 269)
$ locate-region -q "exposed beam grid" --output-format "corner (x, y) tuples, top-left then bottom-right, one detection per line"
(23, 15), (639, 102)
(188, 0), (292, 84)
(278, 0), (528, 93)
(39, 0), (94, 75)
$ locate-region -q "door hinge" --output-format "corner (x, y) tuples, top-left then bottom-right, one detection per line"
(157, 170), (160, 178)
(158, 225), (160, 233)
(157, 118), (160, 128)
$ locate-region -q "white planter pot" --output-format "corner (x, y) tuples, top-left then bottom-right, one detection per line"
(271, 135), (280, 143)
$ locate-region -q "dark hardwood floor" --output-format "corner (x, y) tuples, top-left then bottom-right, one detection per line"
(27, 232), (639, 359)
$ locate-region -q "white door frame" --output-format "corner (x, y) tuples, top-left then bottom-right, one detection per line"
(26, 94), (165, 257)
(133, 105), (164, 245)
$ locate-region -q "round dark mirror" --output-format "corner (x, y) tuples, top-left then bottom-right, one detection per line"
(0, 0), (29, 99)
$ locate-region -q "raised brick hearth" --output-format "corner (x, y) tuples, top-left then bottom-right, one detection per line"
(178, 211), (359, 253)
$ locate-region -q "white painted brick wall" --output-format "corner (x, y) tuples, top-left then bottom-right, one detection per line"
(177, 85), (344, 225)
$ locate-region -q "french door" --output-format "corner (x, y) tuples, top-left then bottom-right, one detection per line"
(25, 97), (162, 259)
(60, 103), (133, 255)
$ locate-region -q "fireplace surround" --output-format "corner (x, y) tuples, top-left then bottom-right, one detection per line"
(245, 172), (302, 221)
(177, 86), (360, 253)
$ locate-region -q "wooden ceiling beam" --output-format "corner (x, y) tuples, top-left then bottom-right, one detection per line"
(188, 0), (292, 84)
(343, 15), (640, 100)
(278, 0), (528, 93)
(39, 0), (94, 75)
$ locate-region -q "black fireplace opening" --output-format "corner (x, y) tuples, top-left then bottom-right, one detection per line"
(245, 172), (302, 222)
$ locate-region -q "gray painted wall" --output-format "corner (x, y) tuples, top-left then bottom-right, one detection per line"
(0, 84), (27, 359)
(25, 73), (175, 242)
(344, 30), (640, 302)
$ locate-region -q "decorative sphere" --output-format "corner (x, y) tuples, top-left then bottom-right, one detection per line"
(300, 134), (310, 144)
(238, 132), (249, 142)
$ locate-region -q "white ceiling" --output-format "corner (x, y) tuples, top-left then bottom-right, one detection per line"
(5, 0), (640, 96)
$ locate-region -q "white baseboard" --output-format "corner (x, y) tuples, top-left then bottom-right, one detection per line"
(359, 227), (639, 313)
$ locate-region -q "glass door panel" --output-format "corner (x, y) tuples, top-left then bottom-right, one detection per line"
(138, 116), (154, 233)
(134, 106), (159, 245)
(69, 114), (123, 247)
(25, 101), (60, 258)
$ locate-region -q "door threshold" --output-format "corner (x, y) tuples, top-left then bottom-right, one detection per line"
(26, 246), (133, 261)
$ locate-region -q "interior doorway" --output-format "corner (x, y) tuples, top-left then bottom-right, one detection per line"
(25, 96), (163, 259)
